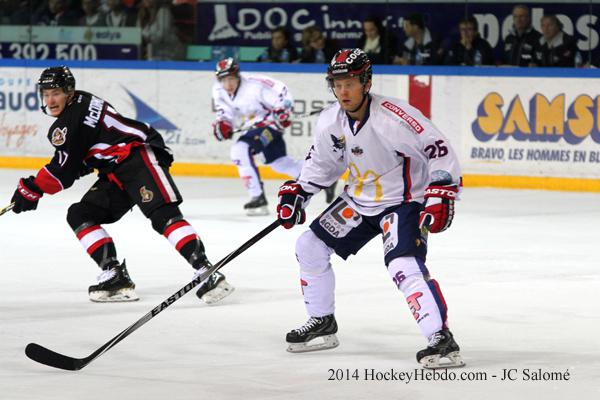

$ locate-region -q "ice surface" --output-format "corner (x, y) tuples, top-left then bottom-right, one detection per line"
(0, 169), (598, 400)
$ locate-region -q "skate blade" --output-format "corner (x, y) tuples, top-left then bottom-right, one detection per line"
(420, 351), (466, 369)
(200, 280), (235, 304)
(89, 288), (139, 302)
(287, 334), (339, 353)
(246, 206), (269, 216)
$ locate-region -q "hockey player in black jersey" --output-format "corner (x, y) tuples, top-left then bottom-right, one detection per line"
(9, 66), (233, 304)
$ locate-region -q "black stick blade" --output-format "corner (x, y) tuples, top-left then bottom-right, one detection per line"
(25, 343), (86, 371)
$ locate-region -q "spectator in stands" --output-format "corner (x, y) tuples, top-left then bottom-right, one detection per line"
(445, 16), (495, 66)
(396, 13), (443, 65)
(7, 0), (41, 25)
(104, 0), (136, 27)
(299, 25), (338, 64)
(79, 0), (106, 27)
(256, 27), (298, 63)
(34, 0), (81, 26)
(502, 4), (541, 66)
(531, 15), (578, 67)
(356, 15), (398, 64)
(137, 0), (185, 60)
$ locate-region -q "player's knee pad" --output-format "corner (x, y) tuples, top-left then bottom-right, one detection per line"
(387, 256), (429, 293)
(149, 204), (183, 234)
(230, 140), (251, 166)
(66, 202), (107, 231)
(295, 230), (334, 275)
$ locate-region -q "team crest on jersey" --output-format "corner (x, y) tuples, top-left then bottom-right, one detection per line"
(351, 146), (363, 156)
(330, 135), (345, 152)
(140, 186), (154, 203)
(51, 127), (67, 146)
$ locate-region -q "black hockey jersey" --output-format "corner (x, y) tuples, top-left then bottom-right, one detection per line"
(35, 90), (170, 195)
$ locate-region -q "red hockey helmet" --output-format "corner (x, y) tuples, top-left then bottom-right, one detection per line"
(215, 57), (240, 79)
(326, 48), (372, 88)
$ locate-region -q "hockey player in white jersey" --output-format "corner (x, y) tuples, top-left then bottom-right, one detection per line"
(276, 48), (465, 369)
(211, 58), (303, 215)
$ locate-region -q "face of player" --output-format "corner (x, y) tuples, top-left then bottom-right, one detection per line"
(541, 17), (560, 41)
(220, 75), (240, 95)
(512, 6), (531, 33)
(42, 88), (71, 117)
(332, 76), (371, 116)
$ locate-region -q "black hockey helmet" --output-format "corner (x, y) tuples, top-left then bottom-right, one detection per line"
(215, 57), (240, 79)
(38, 66), (76, 93)
(326, 48), (372, 88)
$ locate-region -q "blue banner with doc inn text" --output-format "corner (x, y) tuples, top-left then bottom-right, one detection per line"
(198, 1), (599, 61)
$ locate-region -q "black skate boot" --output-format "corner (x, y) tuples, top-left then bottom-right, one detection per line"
(324, 181), (338, 204)
(88, 260), (139, 302)
(416, 329), (465, 369)
(286, 314), (339, 353)
(243, 192), (269, 216)
(194, 257), (234, 304)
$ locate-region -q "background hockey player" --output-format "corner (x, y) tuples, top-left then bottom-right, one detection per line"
(211, 58), (336, 215)
(9, 66), (233, 304)
(276, 49), (465, 369)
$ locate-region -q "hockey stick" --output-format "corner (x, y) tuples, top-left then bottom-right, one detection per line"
(229, 108), (322, 136)
(0, 203), (14, 216)
(25, 219), (281, 371)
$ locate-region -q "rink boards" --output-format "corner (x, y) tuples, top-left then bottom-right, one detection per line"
(1, 60), (599, 192)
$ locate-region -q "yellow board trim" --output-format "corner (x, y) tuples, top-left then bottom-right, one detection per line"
(1, 156), (599, 192)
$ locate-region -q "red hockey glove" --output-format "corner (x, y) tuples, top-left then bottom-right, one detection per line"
(419, 183), (459, 233)
(213, 120), (233, 141)
(11, 176), (43, 214)
(271, 108), (292, 130)
(277, 180), (310, 229)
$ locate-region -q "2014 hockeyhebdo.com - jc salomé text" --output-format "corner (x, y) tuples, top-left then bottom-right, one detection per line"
(326, 368), (572, 383)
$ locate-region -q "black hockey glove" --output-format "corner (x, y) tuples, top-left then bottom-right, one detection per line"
(11, 176), (43, 214)
(277, 180), (310, 229)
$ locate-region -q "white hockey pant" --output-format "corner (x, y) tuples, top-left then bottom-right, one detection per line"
(387, 256), (447, 338)
(295, 230), (335, 317)
(230, 141), (262, 197)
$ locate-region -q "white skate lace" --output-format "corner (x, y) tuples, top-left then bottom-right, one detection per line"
(96, 268), (117, 283)
(295, 317), (322, 334)
(427, 331), (444, 348)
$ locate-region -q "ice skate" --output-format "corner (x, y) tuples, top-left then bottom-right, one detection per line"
(324, 181), (338, 204)
(89, 261), (139, 302)
(195, 271), (235, 304)
(417, 329), (465, 369)
(243, 193), (269, 216)
(286, 314), (339, 353)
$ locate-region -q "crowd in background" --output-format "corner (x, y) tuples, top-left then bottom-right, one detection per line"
(0, 1), (595, 67)
(257, 5), (588, 68)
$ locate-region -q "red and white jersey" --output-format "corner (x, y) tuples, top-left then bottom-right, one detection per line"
(299, 94), (461, 216)
(212, 73), (293, 131)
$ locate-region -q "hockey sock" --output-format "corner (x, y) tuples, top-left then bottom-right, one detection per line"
(387, 256), (448, 338)
(296, 230), (336, 317)
(230, 141), (262, 197)
(75, 224), (118, 269)
(163, 219), (206, 267)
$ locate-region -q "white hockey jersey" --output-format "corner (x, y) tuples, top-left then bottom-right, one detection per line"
(212, 73), (293, 131)
(299, 94), (461, 216)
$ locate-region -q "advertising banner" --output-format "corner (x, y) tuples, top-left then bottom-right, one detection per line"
(198, 1), (599, 62)
(0, 26), (141, 60)
(1, 63), (598, 186)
